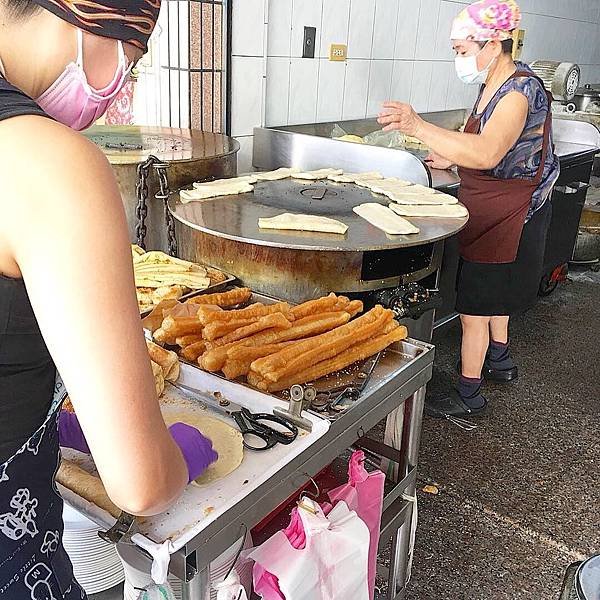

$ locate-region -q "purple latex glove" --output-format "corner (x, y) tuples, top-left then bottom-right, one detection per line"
(58, 410), (90, 454)
(169, 423), (218, 483)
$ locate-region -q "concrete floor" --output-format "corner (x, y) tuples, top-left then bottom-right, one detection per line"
(91, 275), (599, 600)
(403, 274), (600, 600)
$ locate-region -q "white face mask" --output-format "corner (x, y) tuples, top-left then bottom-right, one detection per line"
(455, 43), (495, 85)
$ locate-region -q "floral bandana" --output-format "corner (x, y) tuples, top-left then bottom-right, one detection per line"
(450, 0), (521, 42)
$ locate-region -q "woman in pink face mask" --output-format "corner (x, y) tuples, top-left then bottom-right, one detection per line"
(0, 1), (217, 596)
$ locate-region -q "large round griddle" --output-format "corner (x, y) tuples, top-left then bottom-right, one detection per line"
(169, 178), (467, 252)
(84, 125), (237, 165)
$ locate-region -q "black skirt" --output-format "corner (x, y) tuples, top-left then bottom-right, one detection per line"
(455, 200), (552, 316)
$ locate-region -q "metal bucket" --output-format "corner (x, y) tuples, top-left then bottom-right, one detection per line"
(84, 125), (239, 251)
(572, 206), (600, 264)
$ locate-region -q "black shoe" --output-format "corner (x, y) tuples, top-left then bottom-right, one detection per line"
(425, 388), (488, 419)
(456, 360), (518, 383)
(482, 360), (518, 382)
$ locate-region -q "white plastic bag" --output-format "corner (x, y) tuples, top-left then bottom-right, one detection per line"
(249, 499), (370, 600)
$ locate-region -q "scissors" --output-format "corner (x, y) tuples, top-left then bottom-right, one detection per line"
(173, 382), (299, 451)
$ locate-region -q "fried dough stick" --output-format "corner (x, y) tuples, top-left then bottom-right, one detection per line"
(186, 287), (252, 307)
(258, 308), (393, 383)
(203, 317), (258, 341)
(213, 313), (292, 347)
(198, 302), (293, 325)
(260, 324), (409, 392)
(291, 293), (338, 319)
(200, 312), (350, 372)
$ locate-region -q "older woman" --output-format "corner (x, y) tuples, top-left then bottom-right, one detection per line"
(0, 1), (216, 596)
(378, 0), (559, 417)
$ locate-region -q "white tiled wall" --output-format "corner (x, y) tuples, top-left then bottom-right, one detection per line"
(231, 0), (600, 169)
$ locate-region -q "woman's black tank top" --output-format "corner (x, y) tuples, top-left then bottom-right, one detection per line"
(0, 78), (55, 463)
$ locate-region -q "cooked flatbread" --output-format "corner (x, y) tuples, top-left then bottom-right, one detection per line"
(253, 168), (301, 181)
(292, 168), (344, 180)
(353, 203), (419, 235)
(327, 171), (384, 184)
(258, 213), (348, 235)
(389, 203), (468, 218)
(161, 410), (244, 486)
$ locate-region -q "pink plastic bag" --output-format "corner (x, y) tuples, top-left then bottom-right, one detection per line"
(250, 499), (370, 600)
(328, 451), (385, 600)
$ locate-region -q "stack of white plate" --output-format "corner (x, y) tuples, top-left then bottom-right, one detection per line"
(119, 535), (253, 600)
(62, 504), (125, 595)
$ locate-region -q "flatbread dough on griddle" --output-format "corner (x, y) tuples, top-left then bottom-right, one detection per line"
(292, 168), (344, 180)
(253, 168), (301, 181)
(161, 409), (244, 486)
(385, 183), (437, 195)
(353, 203), (420, 235)
(258, 213), (348, 235)
(389, 203), (468, 218)
(385, 192), (458, 205)
(356, 177), (412, 190)
(180, 178), (254, 202)
(328, 171), (384, 184)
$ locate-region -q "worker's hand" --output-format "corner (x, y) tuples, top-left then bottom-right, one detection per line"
(425, 152), (454, 170)
(169, 423), (218, 483)
(58, 410), (90, 454)
(377, 102), (423, 137)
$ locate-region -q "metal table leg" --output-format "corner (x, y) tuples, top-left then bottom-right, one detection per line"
(388, 385), (426, 599)
(182, 565), (210, 600)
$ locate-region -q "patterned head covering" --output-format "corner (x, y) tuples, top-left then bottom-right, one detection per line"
(451, 0), (521, 42)
(32, 0), (161, 51)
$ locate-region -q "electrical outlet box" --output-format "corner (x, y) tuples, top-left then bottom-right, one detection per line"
(303, 26), (317, 59)
(329, 44), (347, 61)
(512, 29), (525, 60)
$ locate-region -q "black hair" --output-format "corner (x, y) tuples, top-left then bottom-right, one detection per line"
(477, 38), (514, 54)
(5, 0), (41, 19)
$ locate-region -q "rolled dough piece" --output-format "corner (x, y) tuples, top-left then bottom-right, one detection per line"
(389, 203), (468, 218)
(353, 203), (420, 235)
(385, 192), (458, 206)
(56, 460), (121, 518)
(147, 341), (180, 383)
(258, 213), (348, 235)
(253, 167), (301, 181)
(161, 409), (244, 486)
(327, 171), (384, 184)
(292, 168), (344, 180)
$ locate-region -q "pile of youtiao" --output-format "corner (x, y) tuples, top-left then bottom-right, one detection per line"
(145, 288), (408, 393)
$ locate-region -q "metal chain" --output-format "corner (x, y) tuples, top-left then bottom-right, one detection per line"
(154, 161), (177, 257)
(134, 155), (177, 256)
(134, 156), (155, 249)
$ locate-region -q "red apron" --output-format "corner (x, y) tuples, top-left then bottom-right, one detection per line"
(457, 71), (553, 264)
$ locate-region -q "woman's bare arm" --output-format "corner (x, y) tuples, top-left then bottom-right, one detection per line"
(378, 92), (529, 170)
(0, 116), (188, 516)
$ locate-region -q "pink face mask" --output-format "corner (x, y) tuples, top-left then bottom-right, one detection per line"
(37, 29), (133, 131)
